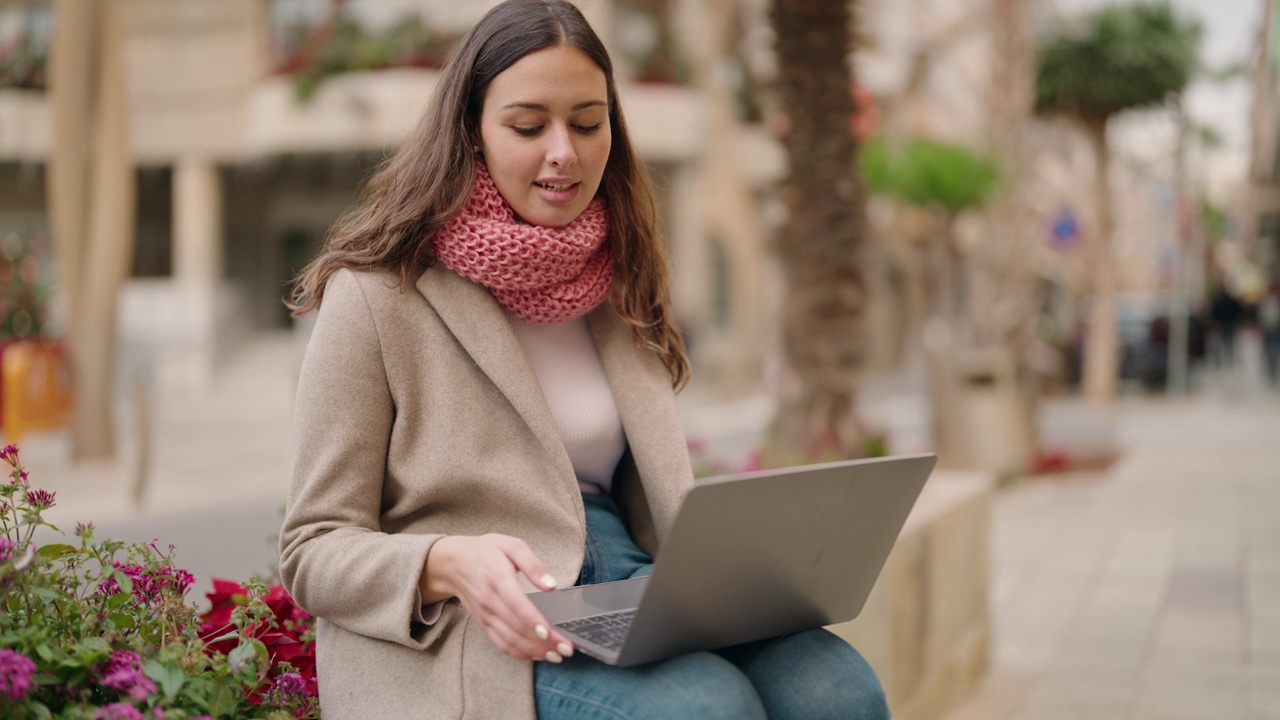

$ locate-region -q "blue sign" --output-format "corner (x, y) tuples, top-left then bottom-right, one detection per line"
(1051, 209), (1079, 251)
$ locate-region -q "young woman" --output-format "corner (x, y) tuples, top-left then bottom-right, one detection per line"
(279, 2), (890, 718)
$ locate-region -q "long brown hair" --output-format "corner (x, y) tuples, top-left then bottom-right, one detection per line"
(287, 0), (689, 390)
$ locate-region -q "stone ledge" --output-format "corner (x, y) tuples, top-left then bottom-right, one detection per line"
(827, 469), (994, 720)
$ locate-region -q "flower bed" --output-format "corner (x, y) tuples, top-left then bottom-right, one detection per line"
(0, 445), (318, 719)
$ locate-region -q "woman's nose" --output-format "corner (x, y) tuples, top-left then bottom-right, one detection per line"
(545, 126), (578, 168)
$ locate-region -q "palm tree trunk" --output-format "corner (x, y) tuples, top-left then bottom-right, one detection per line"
(766, 0), (868, 461)
(1082, 117), (1120, 405)
(48, 0), (137, 459)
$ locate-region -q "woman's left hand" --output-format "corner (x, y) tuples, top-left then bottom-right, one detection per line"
(421, 533), (576, 663)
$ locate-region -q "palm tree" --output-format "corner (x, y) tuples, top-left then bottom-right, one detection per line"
(862, 138), (1000, 466)
(766, 0), (868, 462)
(1036, 2), (1201, 405)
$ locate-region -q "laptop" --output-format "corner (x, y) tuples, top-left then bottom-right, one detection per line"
(529, 452), (936, 666)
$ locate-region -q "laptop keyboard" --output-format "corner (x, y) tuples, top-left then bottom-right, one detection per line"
(555, 608), (635, 651)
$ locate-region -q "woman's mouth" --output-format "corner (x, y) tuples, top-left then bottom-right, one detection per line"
(534, 181), (580, 204)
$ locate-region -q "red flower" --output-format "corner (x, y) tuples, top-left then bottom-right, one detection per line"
(199, 580), (318, 698)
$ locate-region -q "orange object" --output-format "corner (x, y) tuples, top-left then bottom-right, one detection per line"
(1, 339), (73, 444)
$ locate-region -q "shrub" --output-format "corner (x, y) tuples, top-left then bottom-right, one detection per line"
(0, 445), (318, 719)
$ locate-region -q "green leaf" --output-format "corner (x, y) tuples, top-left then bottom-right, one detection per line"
(106, 592), (131, 609)
(227, 642), (259, 673)
(143, 660), (186, 700)
(209, 679), (237, 716)
(34, 643), (54, 661)
(107, 612), (136, 630)
(36, 543), (76, 560)
(112, 570), (134, 594)
(80, 636), (111, 654)
(207, 630), (240, 644)
(29, 701), (53, 720)
(31, 587), (63, 603)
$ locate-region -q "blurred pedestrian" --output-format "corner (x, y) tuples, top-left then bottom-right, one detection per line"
(1209, 283), (1243, 370)
(1260, 281), (1280, 386)
(276, 2), (888, 719)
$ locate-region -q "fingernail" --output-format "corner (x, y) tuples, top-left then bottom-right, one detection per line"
(534, 624), (549, 640)
(557, 642), (574, 657)
(545, 650), (563, 663)
(540, 574), (559, 589)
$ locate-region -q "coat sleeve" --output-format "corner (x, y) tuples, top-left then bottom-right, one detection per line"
(279, 269), (451, 650)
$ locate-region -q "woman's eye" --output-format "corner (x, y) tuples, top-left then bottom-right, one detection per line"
(513, 126), (542, 137)
(575, 123), (603, 134)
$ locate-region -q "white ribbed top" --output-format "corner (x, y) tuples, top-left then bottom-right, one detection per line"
(505, 311), (625, 494)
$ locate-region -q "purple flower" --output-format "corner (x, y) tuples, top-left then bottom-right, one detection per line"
(0, 648), (36, 700)
(24, 488), (55, 510)
(274, 671), (307, 697)
(0, 444), (17, 465)
(97, 651), (157, 703)
(97, 564), (196, 606)
(94, 703), (144, 720)
(0, 538), (18, 563)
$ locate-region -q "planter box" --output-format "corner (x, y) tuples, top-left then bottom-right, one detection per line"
(826, 470), (993, 720)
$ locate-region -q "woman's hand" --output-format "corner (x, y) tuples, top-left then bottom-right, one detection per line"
(422, 534), (576, 663)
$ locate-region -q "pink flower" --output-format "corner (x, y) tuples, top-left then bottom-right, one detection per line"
(0, 537), (18, 563)
(0, 444), (17, 465)
(274, 672), (307, 697)
(25, 488), (56, 510)
(97, 651), (157, 703)
(0, 648), (36, 700)
(97, 564), (195, 606)
(94, 704), (144, 720)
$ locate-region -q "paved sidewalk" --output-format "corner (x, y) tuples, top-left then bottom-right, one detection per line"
(944, 392), (1280, 720)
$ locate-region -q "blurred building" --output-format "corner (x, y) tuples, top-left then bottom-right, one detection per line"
(0, 0), (1228, 397)
(1251, 0), (1280, 285)
(0, 0), (713, 390)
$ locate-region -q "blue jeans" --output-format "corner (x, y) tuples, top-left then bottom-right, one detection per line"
(534, 494), (890, 720)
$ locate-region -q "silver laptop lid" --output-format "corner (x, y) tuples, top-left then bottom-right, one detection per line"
(615, 453), (935, 664)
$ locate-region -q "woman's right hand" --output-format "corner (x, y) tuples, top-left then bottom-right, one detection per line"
(421, 534), (576, 663)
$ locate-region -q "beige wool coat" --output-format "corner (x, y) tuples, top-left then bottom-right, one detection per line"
(278, 265), (695, 720)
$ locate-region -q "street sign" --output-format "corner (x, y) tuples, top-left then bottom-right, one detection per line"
(1050, 208), (1079, 251)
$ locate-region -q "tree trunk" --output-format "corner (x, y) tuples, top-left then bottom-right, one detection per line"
(959, 0), (1041, 474)
(47, 0), (137, 459)
(766, 0), (867, 462)
(926, 213), (963, 465)
(1082, 117), (1119, 406)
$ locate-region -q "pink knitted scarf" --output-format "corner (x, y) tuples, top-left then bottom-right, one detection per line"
(433, 163), (612, 325)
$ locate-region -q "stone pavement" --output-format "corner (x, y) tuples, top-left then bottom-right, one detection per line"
(943, 390), (1280, 720)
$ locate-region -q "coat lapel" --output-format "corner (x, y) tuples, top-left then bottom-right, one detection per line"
(588, 306), (694, 543)
(416, 264), (575, 482)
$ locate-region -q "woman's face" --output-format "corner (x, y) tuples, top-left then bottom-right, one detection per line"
(478, 45), (612, 228)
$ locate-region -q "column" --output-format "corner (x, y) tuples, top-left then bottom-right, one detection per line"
(170, 155), (223, 388)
